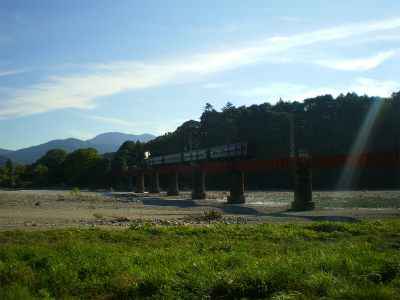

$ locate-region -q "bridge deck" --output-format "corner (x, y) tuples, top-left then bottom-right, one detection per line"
(112, 150), (399, 175)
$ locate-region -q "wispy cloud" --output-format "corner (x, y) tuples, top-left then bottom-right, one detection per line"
(79, 114), (143, 127)
(230, 77), (399, 103)
(0, 69), (27, 76)
(0, 60), (28, 76)
(298, 78), (399, 101)
(316, 48), (400, 71)
(1, 17), (399, 120)
(63, 127), (95, 141)
(351, 78), (400, 97)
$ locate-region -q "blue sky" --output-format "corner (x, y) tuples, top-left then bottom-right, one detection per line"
(1, 0), (399, 151)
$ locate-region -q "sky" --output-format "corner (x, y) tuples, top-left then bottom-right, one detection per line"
(1, 0), (399, 151)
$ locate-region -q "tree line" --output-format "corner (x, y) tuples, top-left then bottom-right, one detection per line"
(1, 91), (398, 189)
(0, 148), (110, 188)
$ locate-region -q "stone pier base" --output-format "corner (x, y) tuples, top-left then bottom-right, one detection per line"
(135, 174), (145, 193)
(291, 168), (314, 211)
(192, 171), (207, 199)
(167, 173), (180, 196)
(228, 171), (246, 204)
(150, 173), (161, 193)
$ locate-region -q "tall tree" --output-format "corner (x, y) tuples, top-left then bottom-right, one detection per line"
(111, 141), (136, 171)
(62, 148), (109, 186)
(37, 149), (67, 184)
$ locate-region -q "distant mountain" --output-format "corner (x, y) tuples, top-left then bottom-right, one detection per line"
(0, 148), (14, 156)
(86, 132), (155, 145)
(4, 138), (117, 164)
(2, 132), (157, 165)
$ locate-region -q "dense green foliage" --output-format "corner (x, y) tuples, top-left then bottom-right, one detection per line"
(112, 92), (399, 189)
(143, 92), (399, 159)
(0, 148), (110, 188)
(111, 140), (145, 171)
(1, 220), (399, 299)
(1, 91), (398, 189)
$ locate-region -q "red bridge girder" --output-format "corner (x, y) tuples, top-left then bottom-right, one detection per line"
(111, 150), (399, 175)
(310, 150), (399, 169)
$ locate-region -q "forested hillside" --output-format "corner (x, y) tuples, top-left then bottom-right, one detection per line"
(113, 92), (399, 189)
(113, 92), (399, 167)
(1, 92), (398, 189)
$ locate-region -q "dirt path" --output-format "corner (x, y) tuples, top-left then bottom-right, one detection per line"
(0, 190), (399, 231)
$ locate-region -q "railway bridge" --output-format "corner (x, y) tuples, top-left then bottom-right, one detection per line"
(112, 150), (399, 211)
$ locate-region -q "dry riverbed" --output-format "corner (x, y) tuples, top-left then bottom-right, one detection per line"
(0, 189), (399, 231)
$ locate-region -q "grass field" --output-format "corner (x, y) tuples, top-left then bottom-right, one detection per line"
(1, 220), (399, 299)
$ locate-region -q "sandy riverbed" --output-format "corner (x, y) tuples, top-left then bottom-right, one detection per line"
(0, 189), (399, 231)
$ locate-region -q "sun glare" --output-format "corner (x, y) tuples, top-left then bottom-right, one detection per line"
(336, 98), (383, 190)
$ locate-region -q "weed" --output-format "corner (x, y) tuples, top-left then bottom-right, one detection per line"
(204, 208), (222, 220)
(70, 187), (80, 198)
(57, 193), (66, 201)
(92, 213), (106, 221)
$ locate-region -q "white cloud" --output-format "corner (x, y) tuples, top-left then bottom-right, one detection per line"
(79, 114), (143, 127)
(0, 69), (27, 76)
(63, 127), (95, 140)
(350, 78), (400, 97)
(317, 48), (400, 71)
(1, 17), (399, 120)
(230, 78), (399, 103)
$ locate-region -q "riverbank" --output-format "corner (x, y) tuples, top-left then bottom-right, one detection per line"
(0, 189), (399, 231)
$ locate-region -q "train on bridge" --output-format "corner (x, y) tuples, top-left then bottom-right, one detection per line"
(147, 141), (259, 167)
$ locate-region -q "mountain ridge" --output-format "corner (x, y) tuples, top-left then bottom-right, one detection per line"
(1, 132), (156, 165)
(86, 132), (155, 145)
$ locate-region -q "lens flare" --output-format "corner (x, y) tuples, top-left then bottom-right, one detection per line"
(336, 98), (383, 190)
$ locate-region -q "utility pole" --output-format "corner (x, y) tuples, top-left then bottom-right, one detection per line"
(290, 113), (314, 211)
(290, 114), (299, 187)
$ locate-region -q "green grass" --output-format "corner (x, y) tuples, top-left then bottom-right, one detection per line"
(0, 220), (399, 299)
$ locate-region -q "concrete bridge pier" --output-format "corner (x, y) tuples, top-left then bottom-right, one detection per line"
(228, 171), (246, 204)
(192, 171), (207, 199)
(116, 175), (124, 191)
(291, 167), (314, 211)
(125, 175), (134, 192)
(135, 174), (145, 193)
(167, 173), (180, 196)
(150, 173), (161, 193)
